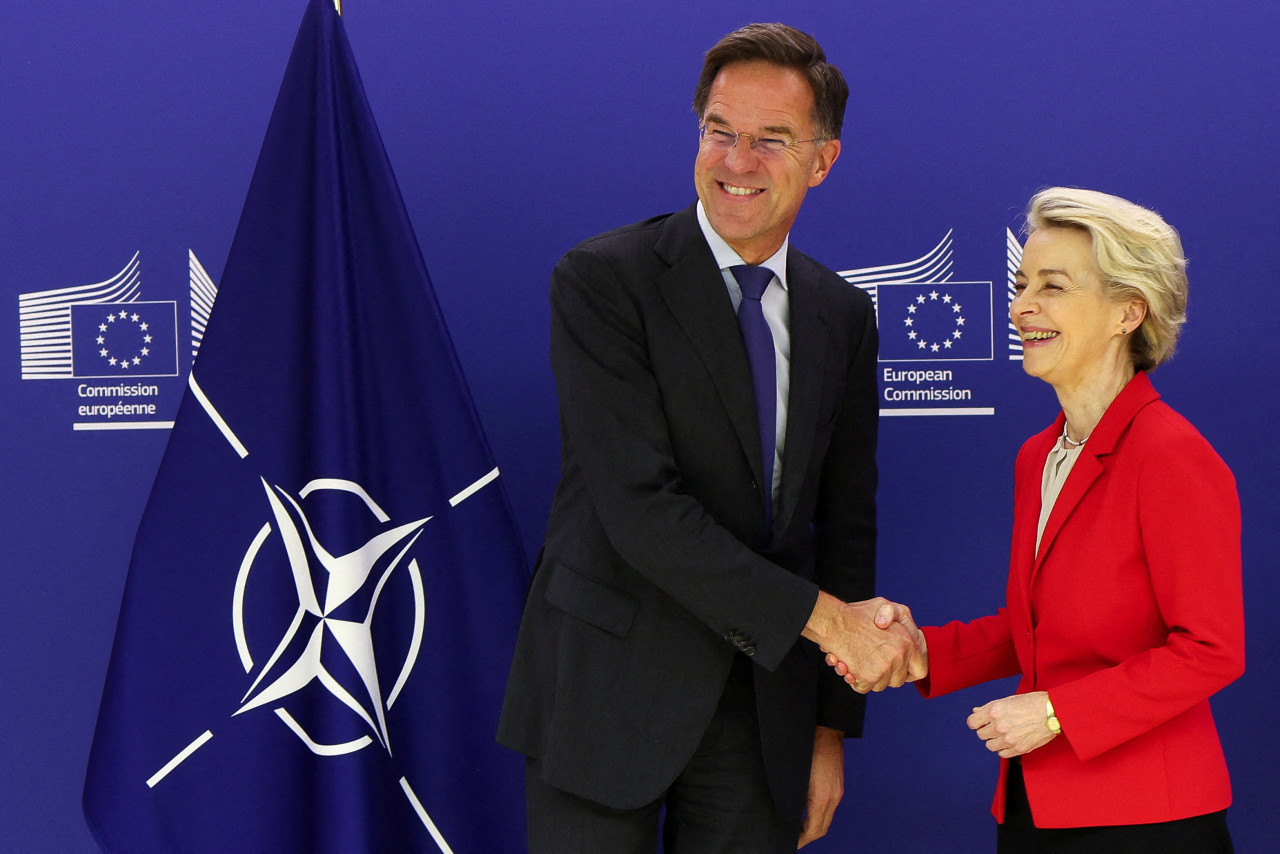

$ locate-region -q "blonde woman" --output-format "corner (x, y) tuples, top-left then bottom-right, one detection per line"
(842, 188), (1244, 852)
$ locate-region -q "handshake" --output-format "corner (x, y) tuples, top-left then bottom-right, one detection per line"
(801, 592), (927, 694)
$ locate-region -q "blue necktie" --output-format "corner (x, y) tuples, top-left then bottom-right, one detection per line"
(730, 264), (777, 533)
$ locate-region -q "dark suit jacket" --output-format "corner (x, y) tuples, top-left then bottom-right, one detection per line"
(920, 372), (1244, 827)
(498, 204), (879, 822)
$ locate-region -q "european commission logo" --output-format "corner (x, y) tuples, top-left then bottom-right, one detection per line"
(841, 231), (998, 416)
(70, 302), (178, 378)
(840, 231), (994, 362)
(17, 250), (219, 430)
(875, 283), (993, 361)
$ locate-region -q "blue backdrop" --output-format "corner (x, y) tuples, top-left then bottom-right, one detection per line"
(3, 1), (1276, 851)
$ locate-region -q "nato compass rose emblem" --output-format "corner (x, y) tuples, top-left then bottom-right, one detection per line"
(138, 378), (493, 850)
(903, 289), (967, 354)
(231, 476), (430, 756)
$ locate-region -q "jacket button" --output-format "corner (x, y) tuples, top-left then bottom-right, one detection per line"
(743, 645), (757, 656)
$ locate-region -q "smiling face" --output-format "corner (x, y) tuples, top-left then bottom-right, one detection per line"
(694, 61), (840, 265)
(1012, 226), (1146, 392)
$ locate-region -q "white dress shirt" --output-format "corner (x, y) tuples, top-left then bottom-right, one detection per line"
(696, 201), (790, 514)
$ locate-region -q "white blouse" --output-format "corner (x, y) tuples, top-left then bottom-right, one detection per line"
(1036, 433), (1086, 553)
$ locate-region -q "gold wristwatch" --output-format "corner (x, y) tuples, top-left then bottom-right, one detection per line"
(1046, 695), (1061, 734)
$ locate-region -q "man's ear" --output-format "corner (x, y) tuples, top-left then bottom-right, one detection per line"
(808, 138), (841, 188)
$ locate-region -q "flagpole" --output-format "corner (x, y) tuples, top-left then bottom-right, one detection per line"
(333, 0), (341, 15)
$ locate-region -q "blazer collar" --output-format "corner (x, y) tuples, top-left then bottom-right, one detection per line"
(1032, 371), (1161, 568)
(774, 251), (831, 536)
(653, 205), (765, 493)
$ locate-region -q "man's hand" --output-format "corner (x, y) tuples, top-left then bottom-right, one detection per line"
(826, 599), (928, 688)
(802, 592), (923, 693)
(967, 691), (1057, 758)
(797, 726), (843, 848)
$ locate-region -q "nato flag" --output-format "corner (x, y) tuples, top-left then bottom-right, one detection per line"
(83, 1), (529, 851)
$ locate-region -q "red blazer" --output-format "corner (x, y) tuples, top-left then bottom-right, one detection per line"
(920, 372), (1244, 828)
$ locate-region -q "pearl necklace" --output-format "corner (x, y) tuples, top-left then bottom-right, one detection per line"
(1062, 423), (1089, 447)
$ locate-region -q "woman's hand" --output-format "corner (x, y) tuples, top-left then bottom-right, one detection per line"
(967, 691), (1058, 758)
(822, 599), (928, 688)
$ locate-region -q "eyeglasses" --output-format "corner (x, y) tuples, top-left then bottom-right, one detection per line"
(698, 122), (826, 158)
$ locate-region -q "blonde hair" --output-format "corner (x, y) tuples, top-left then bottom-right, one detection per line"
(1026, 187), (1188, 371)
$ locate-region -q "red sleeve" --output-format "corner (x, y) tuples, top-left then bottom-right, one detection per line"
(917, 610), (1020, 698)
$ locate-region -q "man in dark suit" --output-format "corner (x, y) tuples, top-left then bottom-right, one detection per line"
(498, 22), (922, 853)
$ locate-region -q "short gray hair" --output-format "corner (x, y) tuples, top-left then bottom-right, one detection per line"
(1026, 187), (1188, 371)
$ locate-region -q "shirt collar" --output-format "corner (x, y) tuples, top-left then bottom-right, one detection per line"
(696, 201), (789, 291)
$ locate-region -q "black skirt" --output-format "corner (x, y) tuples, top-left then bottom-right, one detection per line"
(997, 758), (1234, 854)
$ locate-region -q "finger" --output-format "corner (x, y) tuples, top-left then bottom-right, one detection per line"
(888, 655), (913, 689)
(873, 602), (896, 628)
(799, 802), (834, 846)
(798, 810), (817, 848)
(905, 646), (927, 681)
(895, 604), (918, 633)
(797, 815), (822, 849)
(867, 658), (897, 692)
(867, 671), (890, 692)
(886, 639), (913, 688)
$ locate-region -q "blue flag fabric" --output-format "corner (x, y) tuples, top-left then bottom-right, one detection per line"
(875, 281), (994, 361)
(83, 2), (529, 851)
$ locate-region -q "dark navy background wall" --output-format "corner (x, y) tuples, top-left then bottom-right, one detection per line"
(3, 2), (1275, 851)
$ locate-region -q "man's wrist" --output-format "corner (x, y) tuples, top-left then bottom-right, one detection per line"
(802, 591), (840, 647)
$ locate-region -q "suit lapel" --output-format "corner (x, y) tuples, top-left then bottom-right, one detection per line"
(773, 258), (829, 537)
(653, 208), (763, 488)
(1010, 421), (1059, 616)
(1033, 445), (1104, 572)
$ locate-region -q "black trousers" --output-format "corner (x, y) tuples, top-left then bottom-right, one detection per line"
(525, 656), (801, 854)
(998, 758), (1234, 854)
